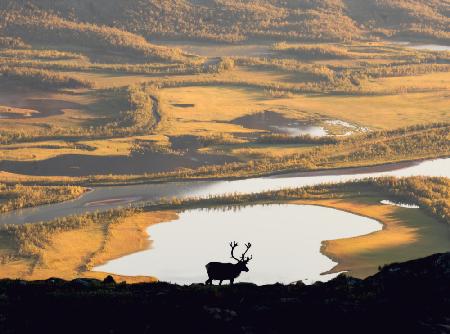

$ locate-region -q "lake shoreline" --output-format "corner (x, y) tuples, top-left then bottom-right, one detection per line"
(0, 211), (178, 284)
(314, 198), (450, 278)
(86, 211), (179, 283)
(0, 177), (448, 284)
(94, 193), (449, 284)
(94, 203), (382, 284)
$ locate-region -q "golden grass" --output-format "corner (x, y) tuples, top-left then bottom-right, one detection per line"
(0, 234), (34, 278)
(294, 197), (450, 278)
(0, 211), (178, 283)
(0, 171), (74, 183)
(201, 144), (315, 160)
(157, 85), (310, 137)
(66, 71), (158, 89)
(0, 88), (99, 133)
(88, 211), (178, 270)
(276, 91), (450, 130)
(363, 71), (450, 92)
(0, 141), (109, 161)
(0, 42), (449, 177)
(31, 227), (106, 279)
(158, 74), (449, 138)
(0, 136), (167, 161)
(0, 105), (37, 116)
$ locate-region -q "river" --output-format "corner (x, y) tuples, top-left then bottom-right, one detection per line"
(0, 157), (448, 225)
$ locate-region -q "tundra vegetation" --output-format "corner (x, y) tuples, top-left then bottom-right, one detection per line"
(0, 5), (448, 181)
(0, 184), (86, 213)
(0, 0), (448, 287)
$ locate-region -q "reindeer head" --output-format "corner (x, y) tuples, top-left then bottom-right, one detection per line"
(230, 241), (253, 272)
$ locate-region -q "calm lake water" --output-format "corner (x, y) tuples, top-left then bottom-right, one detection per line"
(0, 158), (448, 225)
(409, 44), (450, 51)
(271, 124), (327, 137)
(393, 41), (450, 52)
(231, 110), (328, 137)
(95, 204), (382, 285)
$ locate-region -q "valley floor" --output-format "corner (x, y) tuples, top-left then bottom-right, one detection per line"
(0, 179), (448, 284)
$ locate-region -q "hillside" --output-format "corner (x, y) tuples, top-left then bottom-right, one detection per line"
(0, 8), (187, 63)
(0, 0), (449, 43)
(0, 252), (449, 333)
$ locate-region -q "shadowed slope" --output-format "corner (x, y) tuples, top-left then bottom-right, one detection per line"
(0, 252), (449, 333)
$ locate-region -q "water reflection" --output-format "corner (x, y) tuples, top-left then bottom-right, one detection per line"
(380, 200), (419, 209)
(95, 204), (382, 285)
(270, 124), (327, 137)
(231, 110), (328, 137)
(393, 41), (450, 52)
(409, 44), (450, 51)
(0, 158), (448, 225)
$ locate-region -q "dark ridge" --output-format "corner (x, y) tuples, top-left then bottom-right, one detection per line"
(0, 252), (449, 333)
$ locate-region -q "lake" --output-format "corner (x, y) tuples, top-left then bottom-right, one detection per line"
(95, 204), (382, 285)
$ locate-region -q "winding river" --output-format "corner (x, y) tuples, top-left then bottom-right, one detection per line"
(1, 158), (449, 226)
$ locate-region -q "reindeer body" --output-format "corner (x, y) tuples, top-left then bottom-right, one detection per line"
(205, 262), (247, 284)
(205, 242), (252, 285)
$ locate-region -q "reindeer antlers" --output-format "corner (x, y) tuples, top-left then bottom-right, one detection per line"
(230, 241), (240, 261)
(241, 242), (252, 262)
(229, 241), (252, 263)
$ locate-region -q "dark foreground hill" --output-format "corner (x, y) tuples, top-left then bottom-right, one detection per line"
(0, 252), (449, 334)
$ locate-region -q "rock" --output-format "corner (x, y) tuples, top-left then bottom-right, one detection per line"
(45, 277), (66, 285)
(71, 278), (102, 287)
(204, 306), (237, 322)
(103, 275), (116, 285)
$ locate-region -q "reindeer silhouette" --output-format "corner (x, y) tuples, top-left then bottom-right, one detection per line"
(205, 241), (253, 285)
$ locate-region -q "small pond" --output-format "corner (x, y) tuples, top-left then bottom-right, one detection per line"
(232, 111), (327, 137)
(380, 200), (419, 209)
(409, 44), (450, 52)
(392, 41), (450, 52)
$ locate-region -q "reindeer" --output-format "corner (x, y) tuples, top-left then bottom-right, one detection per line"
(205, 241), (253, 285)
